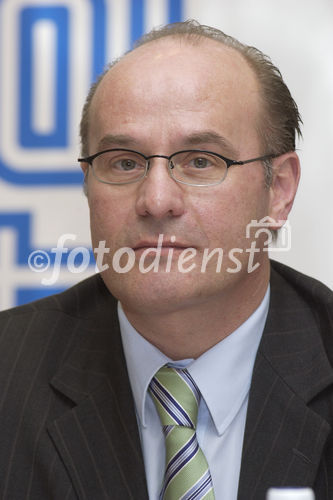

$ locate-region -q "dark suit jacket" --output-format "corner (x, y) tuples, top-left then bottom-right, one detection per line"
(0, 261), (332, 499)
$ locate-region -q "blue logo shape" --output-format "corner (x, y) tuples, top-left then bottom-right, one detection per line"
(19, 6), (69, 149)
(0, 0), (183, 186)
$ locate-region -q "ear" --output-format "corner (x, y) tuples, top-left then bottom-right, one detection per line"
(268, 152), (301, 230)
(80, 161), (89, 176)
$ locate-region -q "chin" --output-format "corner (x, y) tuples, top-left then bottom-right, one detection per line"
(101, 266), (232, 315)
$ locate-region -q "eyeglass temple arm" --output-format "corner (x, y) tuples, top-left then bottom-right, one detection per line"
(78, 157), (93, 164)
(230, 153), (279, 167)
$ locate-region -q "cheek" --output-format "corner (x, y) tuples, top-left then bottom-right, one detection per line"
(194, 177), (270, 248)
(87, 189), (128, 245)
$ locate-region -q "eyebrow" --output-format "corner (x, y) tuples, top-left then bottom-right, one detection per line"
(97, 134), (138, 150)
(183, 132), (239, 159)
(97, 131), (239, 159)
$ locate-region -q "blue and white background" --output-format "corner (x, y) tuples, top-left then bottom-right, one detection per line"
(0, 0), (332, 310)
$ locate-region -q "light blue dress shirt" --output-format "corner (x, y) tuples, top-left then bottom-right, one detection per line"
(118, 286), (269, 500)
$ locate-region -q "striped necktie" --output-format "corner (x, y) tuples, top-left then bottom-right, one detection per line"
(149, 365), (215, 500)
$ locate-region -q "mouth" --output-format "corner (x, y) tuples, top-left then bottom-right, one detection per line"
(133, 238), (195, 254)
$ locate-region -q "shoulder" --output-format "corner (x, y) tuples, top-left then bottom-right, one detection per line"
(270, 259), (333, 310)
(0, 274), (117, 374)
(269, 259), (333, 362)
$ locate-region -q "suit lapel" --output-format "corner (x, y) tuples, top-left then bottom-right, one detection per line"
(47, 381), (147, 500)
(237, 266), (333, 499)
(237, 352), (331, 499)
(47, 277), (148, 500)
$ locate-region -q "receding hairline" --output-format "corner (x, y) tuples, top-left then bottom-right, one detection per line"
(87, 33), (262, 144)
(95, 33), (257, 95)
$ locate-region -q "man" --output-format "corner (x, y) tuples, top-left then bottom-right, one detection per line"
(0, 20), (332, 500)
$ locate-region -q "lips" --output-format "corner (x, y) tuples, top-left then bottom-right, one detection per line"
(132, 235), (195, 252)
(134, 241), (190, 250)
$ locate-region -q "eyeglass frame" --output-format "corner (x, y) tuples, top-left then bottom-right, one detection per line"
(78, 148), (280, 187)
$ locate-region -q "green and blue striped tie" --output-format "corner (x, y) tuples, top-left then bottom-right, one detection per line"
(149, 365), (215, 500)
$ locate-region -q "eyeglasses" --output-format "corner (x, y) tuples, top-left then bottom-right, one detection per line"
(78, 149), (279, 187)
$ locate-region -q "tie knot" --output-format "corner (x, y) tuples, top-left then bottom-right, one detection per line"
(149, 366), (201, 428)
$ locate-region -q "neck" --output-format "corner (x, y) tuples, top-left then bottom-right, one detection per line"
(121, 262), (270, 360)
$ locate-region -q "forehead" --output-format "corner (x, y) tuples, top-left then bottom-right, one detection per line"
(89, 37), (261, 151)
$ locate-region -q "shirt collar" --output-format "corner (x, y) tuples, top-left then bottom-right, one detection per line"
(118, 286), (269, 433)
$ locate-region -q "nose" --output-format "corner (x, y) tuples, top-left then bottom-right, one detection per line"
(135, 157), (185, 219)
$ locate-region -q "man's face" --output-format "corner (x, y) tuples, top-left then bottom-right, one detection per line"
(84, 37), (274, 315)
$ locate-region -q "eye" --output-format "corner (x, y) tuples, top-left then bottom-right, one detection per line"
(191, 156), (211, 169)
(118, 158), (137, 171)
(185, 154), (216, 170)
(109, 153), (145, 171)
(173, 151), (220, 173)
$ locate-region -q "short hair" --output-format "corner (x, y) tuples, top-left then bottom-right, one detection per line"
(80, 19), (302, 186)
